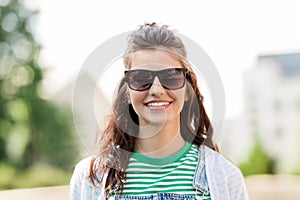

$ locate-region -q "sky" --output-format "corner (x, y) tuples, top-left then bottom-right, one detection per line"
(27, 0), (300, 118)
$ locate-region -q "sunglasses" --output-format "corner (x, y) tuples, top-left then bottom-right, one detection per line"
(124, 68), (188, 91)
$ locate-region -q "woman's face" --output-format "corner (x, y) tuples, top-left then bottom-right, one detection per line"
(127, 50), (187, 126)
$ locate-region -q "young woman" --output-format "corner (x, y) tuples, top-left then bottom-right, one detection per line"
(70, 23), (248, 200)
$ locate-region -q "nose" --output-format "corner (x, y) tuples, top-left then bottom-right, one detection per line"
(149, 77), (165, 95)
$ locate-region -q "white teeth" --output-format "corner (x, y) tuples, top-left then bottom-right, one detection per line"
(147, 102), (170, 107)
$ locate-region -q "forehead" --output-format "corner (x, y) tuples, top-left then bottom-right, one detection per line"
(130, 50), (182, 70)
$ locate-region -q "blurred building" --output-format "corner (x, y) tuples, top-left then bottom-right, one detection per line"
(49, 71), (111, 156)
(220, 52), (300, 173)
(219, 115), (252, 164)
(242, 52), (300, 173)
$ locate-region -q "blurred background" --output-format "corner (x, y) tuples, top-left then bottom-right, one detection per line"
(0, 0), (300, 199)
(0, 0), (81, 190)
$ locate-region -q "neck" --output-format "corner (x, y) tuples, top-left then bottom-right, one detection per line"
(135, 120), (185, 158)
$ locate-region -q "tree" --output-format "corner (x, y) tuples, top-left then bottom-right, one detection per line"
(239, 135), (276, 176)
(0, 0), (78, 170)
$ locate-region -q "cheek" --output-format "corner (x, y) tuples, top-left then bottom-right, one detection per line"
(178, 92), (187, 108)
(128, 90), (145, 107)
(170, 88), (187, 108)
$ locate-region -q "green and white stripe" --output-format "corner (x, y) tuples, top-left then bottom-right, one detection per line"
(118, 142), (210, 199)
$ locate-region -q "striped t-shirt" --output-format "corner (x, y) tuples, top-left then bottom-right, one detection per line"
(116, 142), (211, 199)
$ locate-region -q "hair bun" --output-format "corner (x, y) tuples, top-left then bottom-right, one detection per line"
(139, 22), (169, 30)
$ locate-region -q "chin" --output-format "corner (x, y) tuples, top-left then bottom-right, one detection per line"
(139, 115), (167, 126)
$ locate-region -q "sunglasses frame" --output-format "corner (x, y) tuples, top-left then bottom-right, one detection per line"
(124, 68), (188, 91)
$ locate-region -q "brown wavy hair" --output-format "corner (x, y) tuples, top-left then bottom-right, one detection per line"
(89, 22), (218, 195)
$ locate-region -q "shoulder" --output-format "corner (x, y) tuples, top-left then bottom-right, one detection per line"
(71, 156), (93, 180)
(202, 146), (246, 188)
(202, 146), (249, 200)
(70, 157), (93, 193)
(70, 156), (104, 200)
(203, 146), (241, 175)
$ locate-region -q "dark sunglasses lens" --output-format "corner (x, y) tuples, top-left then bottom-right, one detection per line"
(127, 70), (153, 91)
(159, 69), (185, 89)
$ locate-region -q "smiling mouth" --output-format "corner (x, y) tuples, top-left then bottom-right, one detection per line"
(146, 102), (170, 107)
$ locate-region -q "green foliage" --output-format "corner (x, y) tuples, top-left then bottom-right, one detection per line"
(0, 161), (72, 189)
(28, 100), (79, 169)
(0, 0), (80, 188)
(239, 136), (276, 176)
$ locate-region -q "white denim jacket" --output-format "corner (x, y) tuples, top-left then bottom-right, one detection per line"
(70, 146), (249, 200)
